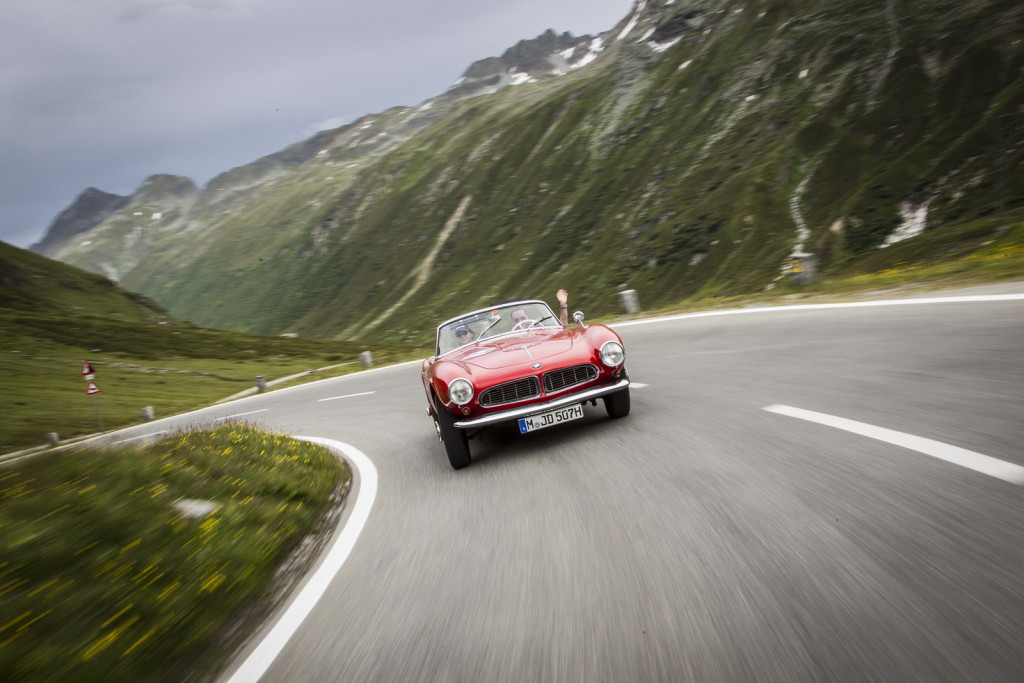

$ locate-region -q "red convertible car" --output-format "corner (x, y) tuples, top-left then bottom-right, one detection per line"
(421, 299), (630, 468)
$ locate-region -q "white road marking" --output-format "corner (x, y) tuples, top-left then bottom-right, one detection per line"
(225, 437), (378, 683)
(216, 409), (270, 420)
(764, 404), (1024, 486)
(612, 293), (1024, 329)
(318, 391), (376, 402)
(112, 431), (168, 445)
(630, 383), (649, 389)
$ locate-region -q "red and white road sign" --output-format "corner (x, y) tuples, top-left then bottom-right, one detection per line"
(85, 381), (101, 395)
(81, 361), (96, 376)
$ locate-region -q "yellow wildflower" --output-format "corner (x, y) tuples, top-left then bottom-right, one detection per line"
(200, 572), (226, 592)
(157, 581), (181, 601)
(121, 628), (156, 658)
(81, 617), (139, 661)
(119, 539), (142, 554)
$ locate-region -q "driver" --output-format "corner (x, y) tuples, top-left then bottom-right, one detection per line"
(454, 325), (476, 344)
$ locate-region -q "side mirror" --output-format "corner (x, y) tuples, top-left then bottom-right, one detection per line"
(572, 311), (585, 325)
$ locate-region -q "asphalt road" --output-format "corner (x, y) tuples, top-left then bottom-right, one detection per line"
(102, 285), (1024, 682)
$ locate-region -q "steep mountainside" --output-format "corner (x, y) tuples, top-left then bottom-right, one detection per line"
(34, 0), (1024, 344)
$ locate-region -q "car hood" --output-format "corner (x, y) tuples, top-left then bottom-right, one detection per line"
(451, 329), (577, 370)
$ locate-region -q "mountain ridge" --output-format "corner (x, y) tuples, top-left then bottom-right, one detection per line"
(31, 20), (619, 287)
(30, 188), (130, 255)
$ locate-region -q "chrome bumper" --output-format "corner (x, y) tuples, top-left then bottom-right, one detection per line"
(454, 378), (630, 429)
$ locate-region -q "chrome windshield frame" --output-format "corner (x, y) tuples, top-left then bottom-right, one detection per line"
(435, 300), (560, 357)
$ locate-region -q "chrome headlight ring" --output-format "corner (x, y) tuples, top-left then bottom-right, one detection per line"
(448, 378), (475, 406)
(599, 341), (625, 368)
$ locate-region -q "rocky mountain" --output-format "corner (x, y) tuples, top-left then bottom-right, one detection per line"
(30, 188), (130, 255)
(32, 0), (1024, 344)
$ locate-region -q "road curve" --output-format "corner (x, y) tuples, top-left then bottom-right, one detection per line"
(109, 285), (1024, 682)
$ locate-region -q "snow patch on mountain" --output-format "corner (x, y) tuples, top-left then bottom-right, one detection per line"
(617, 0), (647, 42)
(882, 202), (929, 247)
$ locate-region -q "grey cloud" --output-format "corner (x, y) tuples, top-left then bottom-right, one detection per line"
(1, 0), (633, 248)
(109, 0), (248, 22)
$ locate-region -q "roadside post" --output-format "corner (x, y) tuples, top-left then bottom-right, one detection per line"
(360, 351), (373, 368)
(789, 252), (816, 285)
(619, 289), (640, 315)
(81, 360), (105, 431)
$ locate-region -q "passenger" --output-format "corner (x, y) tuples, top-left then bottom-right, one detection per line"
(510, 289), (569, 328)
(556, 288), (569, 326)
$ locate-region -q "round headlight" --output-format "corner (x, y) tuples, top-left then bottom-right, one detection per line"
(448, 378), (474, 406)
(600, 341), (625, 367)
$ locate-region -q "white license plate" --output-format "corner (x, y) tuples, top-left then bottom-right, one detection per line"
(518, 404), (584, 434)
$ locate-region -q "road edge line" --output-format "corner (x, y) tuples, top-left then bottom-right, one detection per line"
(223, 437), (378, 683)
(611, 293), (1024, 329)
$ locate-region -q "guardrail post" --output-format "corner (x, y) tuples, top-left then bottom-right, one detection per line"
(619, 289), (640, 315)
(789, 252), (816, 285)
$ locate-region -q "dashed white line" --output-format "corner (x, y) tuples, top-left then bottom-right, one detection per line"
(216, 409), (270, 420)
(318, 391), (376, 402)
(764, 404), (1024, 485)
(224, 437), (378, 683)
(112, 431), (168, 445)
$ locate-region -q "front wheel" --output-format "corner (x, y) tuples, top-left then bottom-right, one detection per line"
(604, 387), (631, 418)
(433, 402), (471, 469)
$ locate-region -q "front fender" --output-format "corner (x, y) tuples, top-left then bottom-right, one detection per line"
(579, 324), (626, 366)
(426, 360), (475, 412)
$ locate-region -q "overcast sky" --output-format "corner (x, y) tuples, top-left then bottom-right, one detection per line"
(1, 0), (634, 249)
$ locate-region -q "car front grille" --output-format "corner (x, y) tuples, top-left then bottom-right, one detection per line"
(543, 364), (599, 394)
(479, 376), (541, 407)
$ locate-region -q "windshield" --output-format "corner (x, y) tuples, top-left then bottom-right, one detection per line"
(436, 301), (560, 355)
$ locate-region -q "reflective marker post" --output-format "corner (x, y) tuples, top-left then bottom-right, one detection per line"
(91, 393), (105, 432)
(619, 289), (640, 315)
(789, 252), (816, 285)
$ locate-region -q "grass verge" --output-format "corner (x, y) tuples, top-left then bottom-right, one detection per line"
(0, 422), (349, 682)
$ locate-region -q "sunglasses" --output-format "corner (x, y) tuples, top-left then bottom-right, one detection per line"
(456, 329), (471, 337)
(512, 316), (528, 324)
